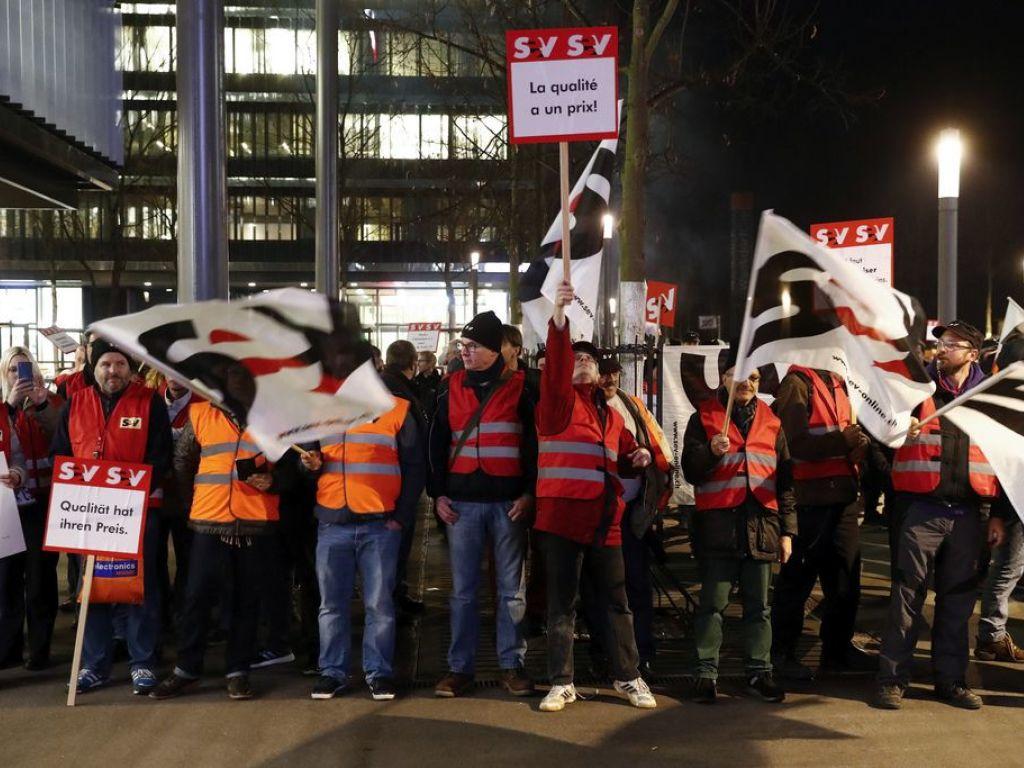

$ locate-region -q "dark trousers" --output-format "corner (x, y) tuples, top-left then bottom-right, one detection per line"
(541, 531), (640, 685)
(175, 532), (270, 677)
(394, 506), (417, 599)
(694, 557), (773, 679)
(878, 501), (980, 685)
(771, 503), (861, 660)
(0, 505), (58, 665)
(620, 501), (655, 662)
(156, 510), (192, 627)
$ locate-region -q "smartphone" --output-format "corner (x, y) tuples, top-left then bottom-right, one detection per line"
(16, 361), (33, 384)
(235, 456), (262, 481)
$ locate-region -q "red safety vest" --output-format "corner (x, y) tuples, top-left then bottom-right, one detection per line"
(537, 391), (623, 501)
(890, 397), (998, 498)
(13, 394), (63, 498)
(695, 398), (780, 511)
(787, 366), (855, 482)
(61, 369), (90, 397)
(0, 406), (13, 471)
(447, 369), (525, 478)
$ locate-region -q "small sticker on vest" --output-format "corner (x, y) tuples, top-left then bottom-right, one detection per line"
(119, 417), (143, 430)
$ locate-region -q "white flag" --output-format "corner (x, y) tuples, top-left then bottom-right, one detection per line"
(734, 211), (934, 446)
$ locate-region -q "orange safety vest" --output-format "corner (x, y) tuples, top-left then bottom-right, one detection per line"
(447, 369), (525, 478)
(316, 398), (408, 514)
(68, 383), (160, 508)
(890, 397), (998, 498)
(537, 391), (623, 500)
(695, 398), (780, 511)
(787, 366), (855, 482)
(13, 393), (63, 497)
(188, 402), (279, 524)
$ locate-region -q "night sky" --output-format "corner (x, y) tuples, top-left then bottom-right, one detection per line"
(642, 0), (1024, 336)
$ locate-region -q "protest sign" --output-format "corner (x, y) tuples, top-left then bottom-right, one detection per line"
(407, 322), (442, 353)
(38, 326), (81, 354)
(646, 281), (678, 327)
(810, 217), (894, 286)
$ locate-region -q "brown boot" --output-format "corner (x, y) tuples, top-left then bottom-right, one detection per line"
(975, 635), (1024, 662)
(500, 667), (536, 697)
(434, 672), (475, 698)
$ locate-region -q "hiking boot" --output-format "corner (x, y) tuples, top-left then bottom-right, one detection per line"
(251, 649), (296, 669)
(746, 672), (785, 703)
(693, 677), (717, 704)
(975, 635), (1024, 663)
(500, 667), (536, 697)
(934, 682), (982, 710)
(872, 682), (906, 710)
(310, 674), (349, 700)
(368, 677), (398, 701)
(614, 677), (658, 709)
(226, 674), (254, 700)
(150, 672), (199, 700)
(539, 683), (578, 712)
(771, 653), (815, 681)
(130, 668), (158, 695)
(434, 671), (474, 698)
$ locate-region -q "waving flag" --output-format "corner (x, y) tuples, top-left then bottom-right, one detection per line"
(90, 288), (395, 459)
(995, 297), (1024, 370)
(734, 211), (933, 446)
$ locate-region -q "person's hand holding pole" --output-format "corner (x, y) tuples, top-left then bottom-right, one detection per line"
(553, 280), (573, 331)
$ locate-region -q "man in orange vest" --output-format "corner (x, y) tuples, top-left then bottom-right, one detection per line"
(874, 320), (1007, 711)
(296, 346), (424, 701)
(50, 338), (172, 695)
(150, 400), (297, 701)
(770, 361), (871, 679)
(429, 310), (537, 699)
(534, 281), (656, 713)
(682, 345), (796, 703)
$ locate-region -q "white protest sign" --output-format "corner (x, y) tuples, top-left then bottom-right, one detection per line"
(44, 457), (151, 558)
(407, 322), (442, 353)
(39, 326), (81, 354)
(505, 27), (619, 144)
(811, 217), (894, 286)
(0, 453), (26, 560)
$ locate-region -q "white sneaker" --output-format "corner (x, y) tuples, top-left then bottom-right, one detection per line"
(614, 677), (657, 709)
(539, 683), (578, 712)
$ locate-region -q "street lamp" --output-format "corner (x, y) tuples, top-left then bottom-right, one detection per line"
(469, 250), (480, 316)
(602, 213), (615, 240)
(935, 128), (962, 320)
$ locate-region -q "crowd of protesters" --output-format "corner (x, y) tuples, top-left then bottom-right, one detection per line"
(0, 279), (1021, 715)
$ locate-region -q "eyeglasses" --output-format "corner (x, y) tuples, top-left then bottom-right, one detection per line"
(935, 340), (973, 351)
(457, 342), (482, 353)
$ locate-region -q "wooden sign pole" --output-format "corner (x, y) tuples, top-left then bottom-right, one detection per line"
(559, 141), (572, 280)
(66, 554), (96, 707)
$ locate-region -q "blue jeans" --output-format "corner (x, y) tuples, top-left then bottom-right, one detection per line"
(81, 517), (162, 677)
(316, 520), (400, 682)
(446, 500), (527, 673)
(978, 517), (1024, 643)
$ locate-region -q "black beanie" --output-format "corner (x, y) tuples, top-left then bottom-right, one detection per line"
(460, 311), (504, 353)
(89, 338), (134, 369)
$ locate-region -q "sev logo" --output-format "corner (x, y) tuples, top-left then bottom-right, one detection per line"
(119, 417), (143, 430)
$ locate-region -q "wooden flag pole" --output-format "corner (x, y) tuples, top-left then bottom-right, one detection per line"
(720, 379), (738, 438)
(559, 141), (572, 281)
(66, 554), (96, 707)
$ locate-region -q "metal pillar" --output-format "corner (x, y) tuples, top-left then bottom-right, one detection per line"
(176, 0), (229, 302)
(315, 0), (339, 297)
(937, 196), (958, 321)
(470, 268), (479, 316)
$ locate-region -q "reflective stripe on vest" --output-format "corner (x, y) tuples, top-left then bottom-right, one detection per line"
(536, 392), (623, 501)
(316, 398), (408, 514)
(787, 367), (855, 482)
(694, 398), (780, 512)
(447, 369), (526, 478)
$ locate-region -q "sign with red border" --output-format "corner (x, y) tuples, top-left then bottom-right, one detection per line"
(505, 26), (619, 144)
(646, 281), (679, 327)
(406, 322), (442, 353)
(810, 217), (894, 287)
(43, 457), (151, 558)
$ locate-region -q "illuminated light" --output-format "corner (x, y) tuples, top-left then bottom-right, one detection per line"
(470, 251), (481, 268)
(143, 281), (152, 287)
(241, 141), (252, 154)
(300, 282), (309, 287)
(609, 297), (617, 315)
(781, 288), (792, 313)
(935, 128), (962, 199)
(280, 141), (292, 154)
(247, 282), (256, 288)
(165, 288), (172, 293)
(602, 213), (615, 239)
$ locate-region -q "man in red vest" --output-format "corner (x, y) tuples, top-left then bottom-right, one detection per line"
(770, 361), (871, 679)
(534, 281), (656, 713)
(429, 310), (537, 699)
(874, 320), (1007, 710)
(50, 338), (172, 695)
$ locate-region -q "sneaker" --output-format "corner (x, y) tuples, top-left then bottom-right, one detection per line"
(226, 674), (254, 700)
(368, 677), (398, 701)
(434, 671), (474, 698)
(500, 667), (536, 697)
(975, 635), (1024, 662)
(539, 683), (578, 712)
(614, 677), (657, 709)
(872, 682), (906, 710)
(692, 677), (717, 704)
(251, 649), (296, 670)
(934, 682), (982, 710)
(150, 672), (199, 700)
(75, 669), (110, 694)
(302, 665), (322, 677)
(746, 672), (785, 703)
(311, 674), (349, 700)
(771, 653), (815, 681)
(130, 668), (158, 695)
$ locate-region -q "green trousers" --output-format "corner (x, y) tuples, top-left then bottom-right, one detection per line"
(693, 557), (773, 679)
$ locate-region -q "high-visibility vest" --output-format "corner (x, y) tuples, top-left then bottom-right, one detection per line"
(537, 390), (623, 500)
(13, 393), (63, 497)
(787, 366), (855, 482)
(695, 398), (780, 511)
(447, 369), (525, 478)
(188, 402), (279, 524)
(890, 396), (998, 498)
(68, 383), (161, 508)
(316, 398), (408, 514)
